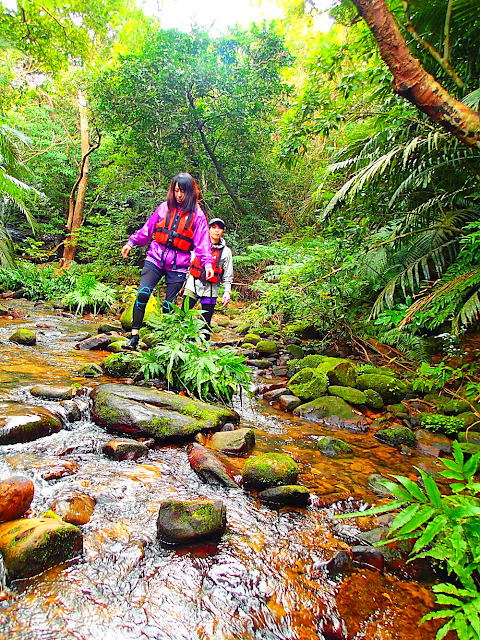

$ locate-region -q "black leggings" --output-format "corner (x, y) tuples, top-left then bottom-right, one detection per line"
(132, 263), (186, 330)
(185, 295), (215, 339)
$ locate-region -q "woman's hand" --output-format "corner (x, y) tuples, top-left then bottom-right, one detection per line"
(121, 244), (131, 259)
(222, 292), (230, 307)
(205, 266), (214, 280)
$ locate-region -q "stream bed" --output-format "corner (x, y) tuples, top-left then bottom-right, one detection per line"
(0, 301), (447, 639)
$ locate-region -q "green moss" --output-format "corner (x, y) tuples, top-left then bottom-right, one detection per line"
(327, 385), (366, 406)
(317, 436), (353, 457)
(102, 353), (143, 378)
(256, 340), (278, 355)
(243, 333), (261, 345)
(288, 367), (328, 401)
(150, 416), (172, 438)
(375, 426), (416, 447)
(356, 374), (407, 404)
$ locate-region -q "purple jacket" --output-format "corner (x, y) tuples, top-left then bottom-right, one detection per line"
(127, 202), (212, 273)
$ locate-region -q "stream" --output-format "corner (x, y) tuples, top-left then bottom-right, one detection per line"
(0, 300), (446, 639)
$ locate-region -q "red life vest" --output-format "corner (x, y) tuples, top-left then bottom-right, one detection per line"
(154, 208), (196, 253)
(190, 246), (224, 285)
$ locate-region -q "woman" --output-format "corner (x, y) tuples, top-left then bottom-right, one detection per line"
(183, 217), (233, 339)
(121, 173), (213, 350)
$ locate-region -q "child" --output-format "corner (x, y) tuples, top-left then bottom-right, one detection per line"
(121, 173), (213, 350)
(183, 217), (233, 339)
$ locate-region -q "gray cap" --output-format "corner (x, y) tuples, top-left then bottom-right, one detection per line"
(209, 217), (225, 229)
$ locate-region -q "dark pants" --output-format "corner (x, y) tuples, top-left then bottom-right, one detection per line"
(132, 262), (186, 330)
(184, 295), (216, 339)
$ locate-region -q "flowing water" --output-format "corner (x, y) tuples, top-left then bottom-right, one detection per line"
(0, 301), (447, 639)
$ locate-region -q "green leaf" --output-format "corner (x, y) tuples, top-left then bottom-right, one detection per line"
(418, 470), (442, 508)
(391, 474), (428, 503)
(411, 515), (448, 553)
(395, 505), (436, 535)
(388, 503), (422, 535)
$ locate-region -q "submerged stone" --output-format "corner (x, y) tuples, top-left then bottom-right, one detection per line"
(156, 499), (226, 544)
(317, 436), (353, 458)
(242, 452), (299, 490)
(293, 396), (368, 432)
(52, 493), (96, 526)
(0, 517), (83, 581)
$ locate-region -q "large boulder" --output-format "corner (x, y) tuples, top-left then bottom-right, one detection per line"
(120, 296), (158, 332)
(0, 403), (63, 445)
(356, 374), (407, 405)
(294, 396), (368, 431)
(0, 476), (34, 523)
(0, 517), (83, 580)
(328, 385), (367, 406)
(288, 368), (328, 402)
(156, 499), (226, 544)
(242, 452), (299, 490)
(91, 383), (238, 440)
(316, 357), (357, 388)
(187, 443), (239, 488)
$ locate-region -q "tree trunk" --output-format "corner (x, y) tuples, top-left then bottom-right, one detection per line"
(187, 92), (249, 217)
(350, 0), (480, 149)
(62, 90), (91, 267)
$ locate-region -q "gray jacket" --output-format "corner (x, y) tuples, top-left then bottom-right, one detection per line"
(184, 237), (233, 300)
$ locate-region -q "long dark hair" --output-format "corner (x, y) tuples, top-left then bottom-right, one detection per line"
(166, 173), (199, 214)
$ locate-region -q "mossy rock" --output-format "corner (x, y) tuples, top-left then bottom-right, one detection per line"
(242, 452), (299, 490)
(418, 412), (465, 435)
(315, 357), (357, 387)
(328, 385), (366, 406)
(458, 431), (480, 446)
(243, 333), (261, 345)
(375, 426), (416, 447)
(257, 485), (310, 507)
(293, 355), (325, 372)
(237, 322), (252, 335)
(285, 344), (305, 359)
(9, 328), (36, 346)
(120, 295), (159, 332)
(79, 363), (103, 378)
(156, 499), (226, 544)
(242, 343), (257, 350)
(424, 393), (471, 416)
(0, 404), (63, 445)
(357, 365), (398, 377)
(97, 322), (122, 334)
(294, 396), (368, 431)
(210, 428), (255, 456)
(317, 436), (353, 457)
(288, 367), (328, 401)
(102, 352), (143, 378)
(356, 374), (407, 405)
(107, 339), (129, 353)
(363, 389), (384, 410)
(0, 517), (82, 581)
(457, 412), (480, 429)
(286, 323), (322, 339)
(256, 340), (278, 356)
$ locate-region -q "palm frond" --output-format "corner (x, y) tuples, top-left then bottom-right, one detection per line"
(462, 88), (480, 111)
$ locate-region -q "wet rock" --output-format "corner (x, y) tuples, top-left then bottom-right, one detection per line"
(328, 386), (367, 406)
(0, 404), (63, 445)
(0, 476), (34, 523)
(263, 388), (289, 401)
(210, 428), (255, 456)
(285, 344), (304, 360)
(51, 493), (96, 525)
(9, 328), (36, 346)
(293, 396), (368, 432)
(278, 394), (302, 412)
(97, 322), (123, 334)
(107, 338), (129, 353)
(0, 517), (83, 581)
(91, 383), (238, 440)
(75, 333), (112, 351)
(356, 374), (407, 405)
(102, 438), (149, 461)
(288, 367), (328, 401)
(367, 474), (396, 498)
(242, 452), (299, 490)
(156, 499), (226, 544)
(271, 366), (288, 376)
(62, 332), (91, 343)
(30, 384), (75, 400)
(415, 429), (453, 457)
(316, 358), (357, 388)
(59, 400), (82, 422)
(317, 436), (353, 458)
(351, 545), (384, 573)
(322, 550), (354, 580)
(79, 363), (103, 378)
(375, 426), (416, 448)
(257, 485), (310, 507)
(220, 422), (236, 432)
(246, 359), (272, 369)
(32, 458), (80, 480)
(187, 443), (239, 488)
(120, 297), (158, 332)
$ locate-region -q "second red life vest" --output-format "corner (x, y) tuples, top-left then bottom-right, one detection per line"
(154, 209), (196, 253)
(190, 246), (224, 285)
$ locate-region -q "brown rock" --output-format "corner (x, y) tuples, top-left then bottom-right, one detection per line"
(52, 494), (96, 525)
(0, 476), (34, 523)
